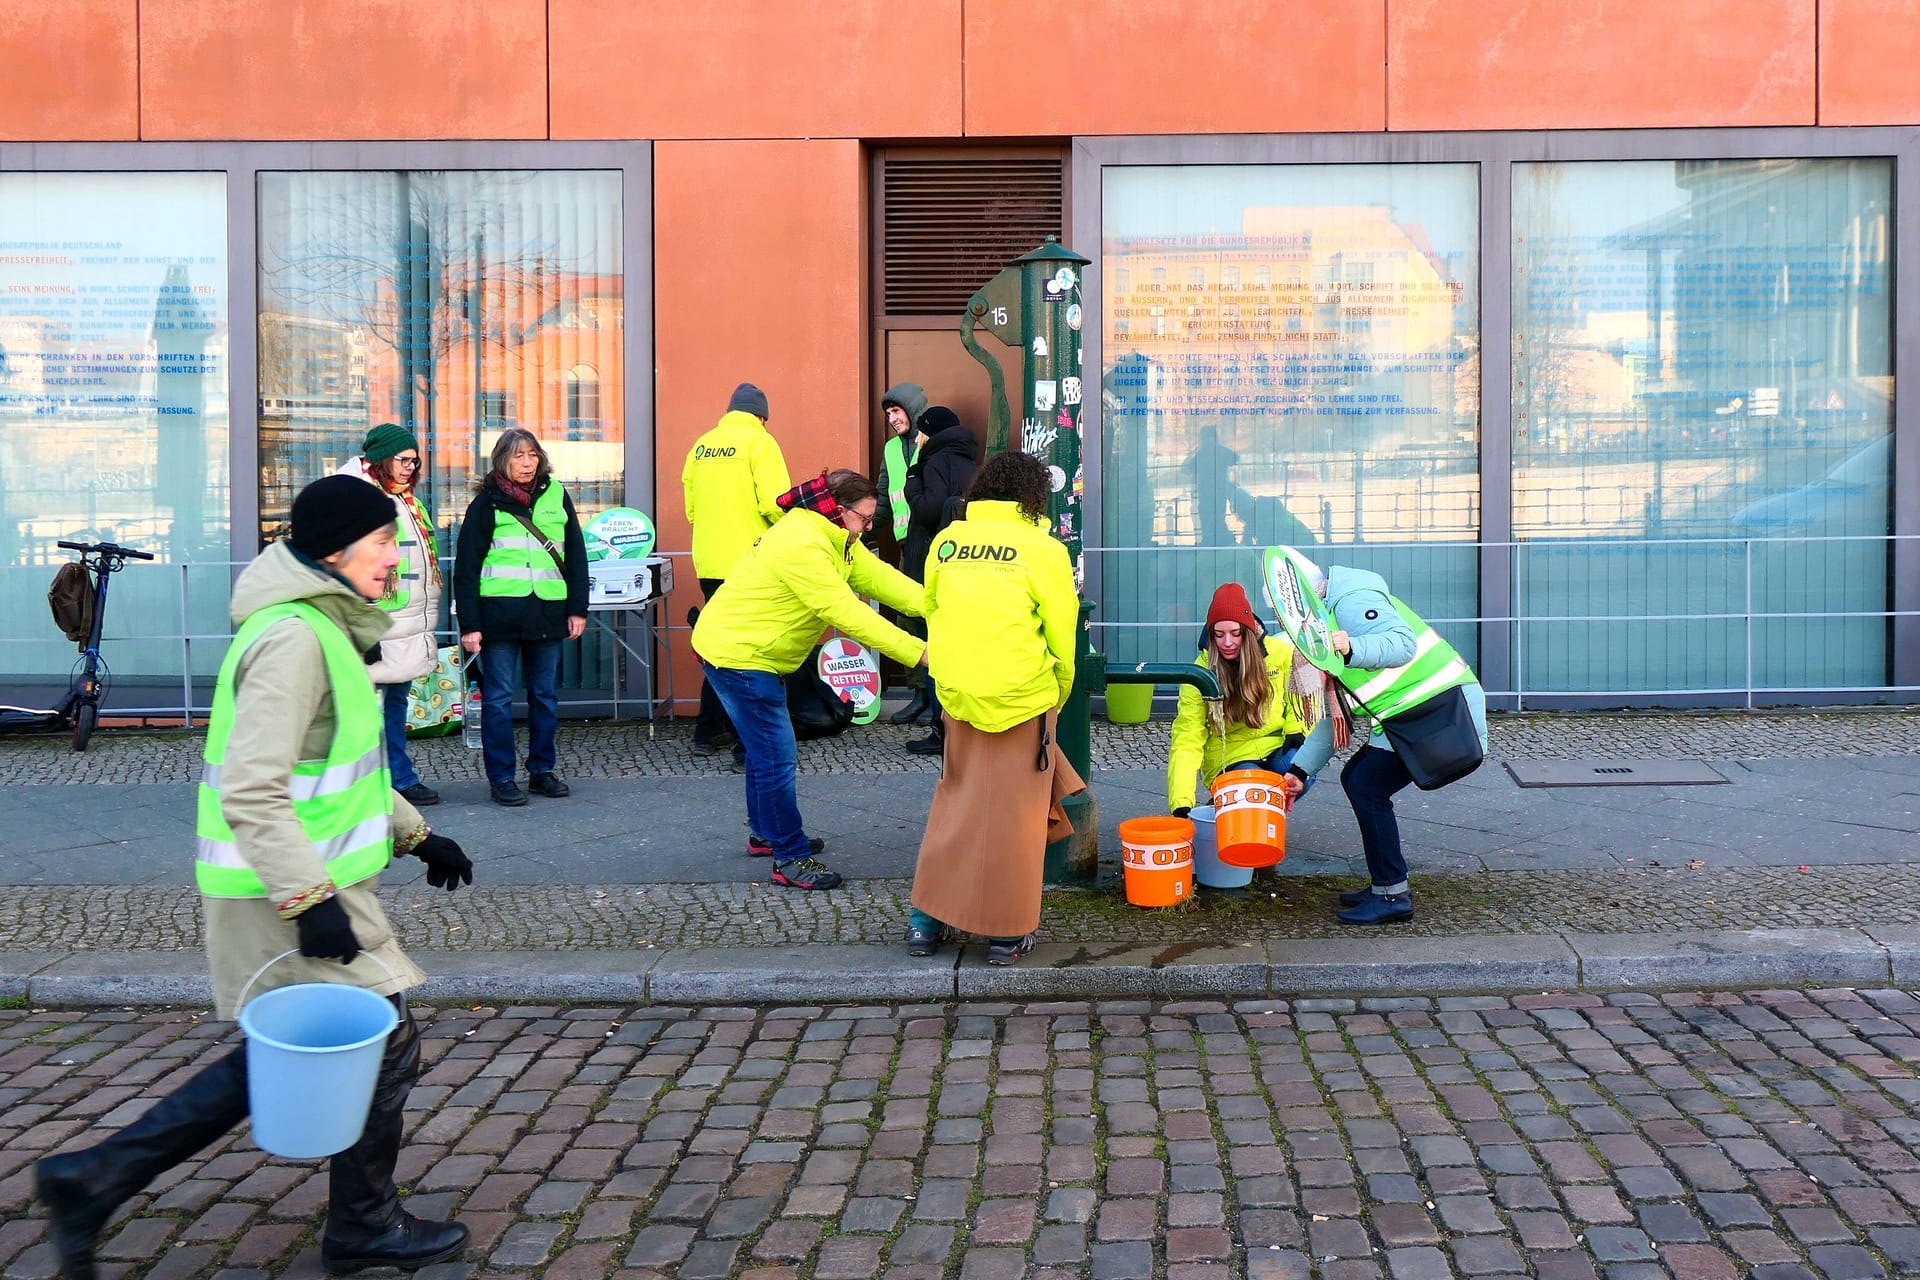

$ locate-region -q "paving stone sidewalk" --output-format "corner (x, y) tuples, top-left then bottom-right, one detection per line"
(8, 989), (1920, 1279)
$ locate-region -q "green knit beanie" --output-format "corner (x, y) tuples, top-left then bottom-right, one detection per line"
(362, 422), (420, 463)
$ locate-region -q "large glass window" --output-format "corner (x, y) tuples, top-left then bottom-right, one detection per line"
(0, 172), (230, 697)
(256, 171), (624, 545)
(1101, 165), (1481, 667)
(1513, 159), (1893, 695)
(257, 170), (624, 687)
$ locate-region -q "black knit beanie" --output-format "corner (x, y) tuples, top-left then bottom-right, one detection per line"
(920, 406), (962, 434)
(289, 475), (399, 559)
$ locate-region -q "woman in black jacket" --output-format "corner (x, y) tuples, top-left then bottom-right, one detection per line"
(453, 429), (590, 806)
(899, 406), (979, 755)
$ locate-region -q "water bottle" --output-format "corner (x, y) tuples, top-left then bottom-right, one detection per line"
(462, 684), (483, 749)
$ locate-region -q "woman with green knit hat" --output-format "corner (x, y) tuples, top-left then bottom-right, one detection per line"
(339, 422), (444, 807)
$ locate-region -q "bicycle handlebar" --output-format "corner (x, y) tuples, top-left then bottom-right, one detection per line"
(57, 540), (155, 561)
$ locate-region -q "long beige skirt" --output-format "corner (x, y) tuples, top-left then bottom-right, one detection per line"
(909, 710), (1087, 939)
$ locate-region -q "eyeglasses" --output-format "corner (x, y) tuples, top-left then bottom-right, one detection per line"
(844, 507), (875, 531)
(394, 457), (422, 469)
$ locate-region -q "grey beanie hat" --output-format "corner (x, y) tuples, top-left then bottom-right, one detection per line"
(727, 382), (769, 420)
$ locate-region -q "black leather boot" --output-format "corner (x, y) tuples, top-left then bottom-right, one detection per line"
(890, 687), (931, 725)
(320, 1002), (469, 1275)
(36, 1045), (250, 1280)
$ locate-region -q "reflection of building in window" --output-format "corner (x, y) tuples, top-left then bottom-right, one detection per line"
(479, 390), (515, 428)
(1114, 268), (1131, 293)
(566, 365), (600, 441)
(1149, 305), (1167, 336)
(1186, 266), (1205, 288)
(1255, 265), (1272, 288)
(1222, 266), (1240, 290)
(1150, 267), (1166, 289)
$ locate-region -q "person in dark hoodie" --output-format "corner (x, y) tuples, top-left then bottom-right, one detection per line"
(899, 405), (980, 755)
(454, 428), (590, 807)
(878, 382), (933, 726)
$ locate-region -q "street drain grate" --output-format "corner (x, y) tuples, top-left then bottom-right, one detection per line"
(1504, 759), (1729, 788)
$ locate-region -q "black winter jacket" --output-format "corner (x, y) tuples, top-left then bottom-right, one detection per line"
(453, 474), (590, 642)
(901, 424), (980, 582)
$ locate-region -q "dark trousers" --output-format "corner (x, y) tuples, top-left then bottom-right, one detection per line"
(1341, 744), (1415, 894)
(901, 614), (941, 719)
(694, 577), (736, 745)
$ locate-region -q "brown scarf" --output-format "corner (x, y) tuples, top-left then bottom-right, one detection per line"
(494, 473), (537, 509)
(1289, 648), (1352, 750)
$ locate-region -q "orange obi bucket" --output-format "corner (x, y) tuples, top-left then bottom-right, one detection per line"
(1117, 816), (1195, 908)
(1210, 768), (1288, 867)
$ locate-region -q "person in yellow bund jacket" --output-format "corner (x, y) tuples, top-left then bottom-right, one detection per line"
(682, 382), (793, 757)
(905, 451), (1087, 967)
(692, 469), (927, 890)
(1165, 582), (1316, 816)
(35, 475), (475, 1280)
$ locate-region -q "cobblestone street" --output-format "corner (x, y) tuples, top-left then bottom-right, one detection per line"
(7, 989), (1920, 1279)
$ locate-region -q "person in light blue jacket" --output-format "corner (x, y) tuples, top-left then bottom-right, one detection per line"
(1282, 554), (1487, 925)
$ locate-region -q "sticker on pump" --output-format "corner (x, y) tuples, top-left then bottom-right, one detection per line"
(817, 637), (881, 710)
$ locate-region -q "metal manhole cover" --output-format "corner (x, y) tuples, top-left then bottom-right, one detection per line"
(1504, 759), (1728, 788)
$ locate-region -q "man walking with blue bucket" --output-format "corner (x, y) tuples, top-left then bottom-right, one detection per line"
(33, 474), (475, 1279)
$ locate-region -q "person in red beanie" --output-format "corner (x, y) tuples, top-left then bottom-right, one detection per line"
(1165, 581), (1321, 815)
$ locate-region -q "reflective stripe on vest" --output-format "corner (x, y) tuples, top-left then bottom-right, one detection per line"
(882, 435), (910, 541)
(195, 600), (393, 898)
(1338, 596), (1472, 722)
(478, 483), (569, 600)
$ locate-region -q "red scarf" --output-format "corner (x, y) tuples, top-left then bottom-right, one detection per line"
(494, 473), (537, 510)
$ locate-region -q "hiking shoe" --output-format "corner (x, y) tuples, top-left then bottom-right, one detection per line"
(398, 782), (440, 807)
(528, 772), (570, 798)
(748, 834), (826, 858)
(987, 934), (1036, 966)
(905, 922), (950, 957)
(770, 857), (843, 891)
(490, 782), (528, 807)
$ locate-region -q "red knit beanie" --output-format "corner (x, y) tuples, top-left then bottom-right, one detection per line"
(1205, 582), (1261, 635)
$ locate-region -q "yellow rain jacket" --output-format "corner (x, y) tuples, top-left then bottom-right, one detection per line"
(682, 410), (793, 579)
(1166, 634), (1311, 811)
(692, 507), (926, 674)
(924, 501), (1079, 734)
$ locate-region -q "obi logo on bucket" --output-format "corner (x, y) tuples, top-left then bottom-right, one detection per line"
(937, 541), (1018, 564)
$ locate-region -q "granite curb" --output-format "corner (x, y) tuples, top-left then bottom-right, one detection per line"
(10, 925), (1916, 1006)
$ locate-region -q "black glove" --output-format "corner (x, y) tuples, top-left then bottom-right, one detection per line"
(1172, 806), (1192, 819)
(413, 833), (473, 892)
(295, 897), (361, 964)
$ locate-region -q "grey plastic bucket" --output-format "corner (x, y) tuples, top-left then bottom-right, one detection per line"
(1190, 805), (1253, 889)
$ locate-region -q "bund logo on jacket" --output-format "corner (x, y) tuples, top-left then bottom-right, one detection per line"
(936, 539), (1019, 564)
(692, 445), (737, 460)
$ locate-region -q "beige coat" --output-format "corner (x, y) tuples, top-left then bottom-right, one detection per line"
(205, 540), (426, 1019)
(335, 458), (442, 686)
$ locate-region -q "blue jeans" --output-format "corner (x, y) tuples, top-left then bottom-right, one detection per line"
(1341, 744), (1414, 894)
(479, 638), (560, 787)
(1224, 746), (1313, 798)
(379, 682), (420, 791)
(701, 662), (810, 864)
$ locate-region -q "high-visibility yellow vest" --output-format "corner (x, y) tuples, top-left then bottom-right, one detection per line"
(195, 601), (393, 898)
(478, 483), (568, 600)
(379, 540), (412, 612)
(1337, 595), (1473, 720)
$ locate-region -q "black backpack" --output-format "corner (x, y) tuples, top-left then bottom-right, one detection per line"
(786, 646), (856, 741)
(48, 562), (94, 643)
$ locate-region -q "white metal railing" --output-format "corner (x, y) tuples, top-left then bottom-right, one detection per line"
(4, 538), (1916, 719)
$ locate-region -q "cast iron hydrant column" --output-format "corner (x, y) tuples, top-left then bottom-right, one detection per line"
(962, 237), (1099, 882)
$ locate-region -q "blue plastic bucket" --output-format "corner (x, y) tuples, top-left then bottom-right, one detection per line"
(237, 956), (398, 1159)
(1190, 805), (1253, 889)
